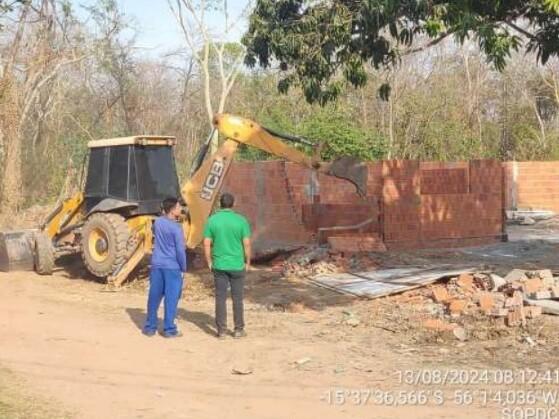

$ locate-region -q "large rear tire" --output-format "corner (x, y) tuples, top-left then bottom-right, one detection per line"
(81, 213), (130, 278)
(34, 232), (55, 275)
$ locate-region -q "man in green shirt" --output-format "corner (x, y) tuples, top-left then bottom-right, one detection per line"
(203, 193), (252, 339)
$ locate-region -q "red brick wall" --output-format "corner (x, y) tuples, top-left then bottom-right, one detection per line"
(504, 162), (559, 212)
(382, 160), (422, 247)
(383, 160), (504, 250)
(221, 159), (505, 254)
(221, 161), (312, 251)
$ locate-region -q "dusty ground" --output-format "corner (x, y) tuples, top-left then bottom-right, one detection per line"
(1, 268), (559, 418)
(2, 220), (559, 418)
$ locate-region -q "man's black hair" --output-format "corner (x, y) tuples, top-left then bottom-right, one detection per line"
(220, 193), (235, 209)
(162, 197), (179, 214)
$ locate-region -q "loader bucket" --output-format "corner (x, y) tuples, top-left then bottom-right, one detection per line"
(325, 156), (368, 197)
(0, 230), (37, 272)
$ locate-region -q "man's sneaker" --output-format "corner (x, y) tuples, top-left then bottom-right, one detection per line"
(163, 331), (183, 338)
(216, 330), (227, 340)
(233, 330), (247, 339)
(142, 329), (156, 337)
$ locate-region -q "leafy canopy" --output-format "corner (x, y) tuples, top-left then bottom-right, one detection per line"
(242, 0), (559, 104)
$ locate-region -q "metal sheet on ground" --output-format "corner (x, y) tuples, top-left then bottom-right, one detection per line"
(309, 265), (478, 299)
(523, 297), (559, 315)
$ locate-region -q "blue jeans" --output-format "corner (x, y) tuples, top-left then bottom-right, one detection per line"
(144, 268), (183, 335)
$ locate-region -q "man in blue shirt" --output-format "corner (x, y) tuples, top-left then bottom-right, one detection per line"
(143, 197), (187, 338)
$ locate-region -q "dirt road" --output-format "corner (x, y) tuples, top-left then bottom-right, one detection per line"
(1, 266), (556, 419)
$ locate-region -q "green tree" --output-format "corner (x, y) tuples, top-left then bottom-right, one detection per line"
(243, 0), (559, 104)
(300, 110), (387, 160)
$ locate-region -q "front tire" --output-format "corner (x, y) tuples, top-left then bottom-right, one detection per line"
(81, 213), (130, 278)
(34, 232), (55, 275)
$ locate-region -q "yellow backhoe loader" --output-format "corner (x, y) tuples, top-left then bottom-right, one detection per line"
(0, 114), (367, 286)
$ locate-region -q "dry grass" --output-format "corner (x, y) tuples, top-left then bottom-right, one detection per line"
(0, 367), (72, 419)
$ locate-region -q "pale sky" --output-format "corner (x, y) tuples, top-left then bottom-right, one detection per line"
(75, 0), (250, 55)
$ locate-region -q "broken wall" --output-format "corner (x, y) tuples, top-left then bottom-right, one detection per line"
(222, 159), (505, 253)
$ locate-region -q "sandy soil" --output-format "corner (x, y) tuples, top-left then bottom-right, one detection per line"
(2, 258), (559, 419)
(2, 215), (559, 418)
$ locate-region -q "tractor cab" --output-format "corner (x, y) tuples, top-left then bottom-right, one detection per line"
(85, 136), (182, 216)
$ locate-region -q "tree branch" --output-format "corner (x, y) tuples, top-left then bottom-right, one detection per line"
(504, 20), (536, 40)
(20, 53), (86, 127)
(401, 32), (452, 56)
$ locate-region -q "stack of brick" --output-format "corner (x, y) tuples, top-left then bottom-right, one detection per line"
(500, 269), (559, 325)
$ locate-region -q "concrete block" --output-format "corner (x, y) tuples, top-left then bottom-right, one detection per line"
(537, 269), (554, 282)
(505, 269), (527, 283)
(528, 290), (552, 300)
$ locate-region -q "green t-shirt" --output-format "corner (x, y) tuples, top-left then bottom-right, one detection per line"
(203, 209), (251, 271)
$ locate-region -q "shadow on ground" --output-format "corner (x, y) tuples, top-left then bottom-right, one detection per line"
(125, 307), (215, 336)
(54, 254), (102, 283)
(189, 269), (355, 312)
(55, 253), (150, 286)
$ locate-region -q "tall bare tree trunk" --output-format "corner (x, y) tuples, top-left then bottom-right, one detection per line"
(360, 89), (368, 126)
(0, 78), (23, 214)
(168, 0), (250, 154)
(0, 5), (28, 214)
(388, 96), (394, 159)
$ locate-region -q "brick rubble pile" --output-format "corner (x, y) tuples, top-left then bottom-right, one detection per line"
(419, 269), (558, 331)
(278, 246), (378, 278)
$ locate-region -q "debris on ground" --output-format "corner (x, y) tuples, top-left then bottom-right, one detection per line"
(506, 209), (554, 223)
(342, 310), (361, 327)
(384, 269), (559, 341)
(279, 246), (378, 278)
(231, 367), (253, 375)
(259, 238), (559, 345)
(294, 357), (312, 367)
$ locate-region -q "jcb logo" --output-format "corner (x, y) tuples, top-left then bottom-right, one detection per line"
(200, 159), (225, 200)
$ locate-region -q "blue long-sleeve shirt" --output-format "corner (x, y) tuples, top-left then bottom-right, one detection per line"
(151, 216), (187, 272)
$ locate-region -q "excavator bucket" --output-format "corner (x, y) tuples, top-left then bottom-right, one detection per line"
(0, 230), (37, 272)
(325, 156), (369, 196)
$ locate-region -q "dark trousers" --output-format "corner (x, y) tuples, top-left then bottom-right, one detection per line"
(213, 269), (245, 332)
(144, 268), (183, 335)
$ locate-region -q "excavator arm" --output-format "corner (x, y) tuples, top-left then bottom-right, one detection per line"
(106, 114), (366, 287)
(182, 113), (368, 249)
